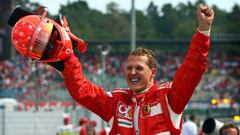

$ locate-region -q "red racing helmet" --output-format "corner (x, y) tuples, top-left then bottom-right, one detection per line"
(9, 6), (87, 62)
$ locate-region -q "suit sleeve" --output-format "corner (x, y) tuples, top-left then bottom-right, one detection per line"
(62, 54), (114, 122)
(168, 29), (210, 113)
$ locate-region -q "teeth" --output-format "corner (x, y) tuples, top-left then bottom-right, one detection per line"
(130, 78), (139, 82)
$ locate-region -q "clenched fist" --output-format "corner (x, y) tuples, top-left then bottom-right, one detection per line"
(197, 4), (214, 31)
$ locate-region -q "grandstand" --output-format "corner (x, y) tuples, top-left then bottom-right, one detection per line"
(0, 40), (239, 105)
(1, 41), (239, 134)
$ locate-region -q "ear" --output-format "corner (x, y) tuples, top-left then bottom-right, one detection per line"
(151, 68), (157, 78)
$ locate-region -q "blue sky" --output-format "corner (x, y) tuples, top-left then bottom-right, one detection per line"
(29, 0), (240, 15)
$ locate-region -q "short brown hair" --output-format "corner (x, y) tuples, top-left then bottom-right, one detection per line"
(129, 47), (156, 69)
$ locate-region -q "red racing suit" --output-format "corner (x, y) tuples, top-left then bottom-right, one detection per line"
(61, 30), (210, 135)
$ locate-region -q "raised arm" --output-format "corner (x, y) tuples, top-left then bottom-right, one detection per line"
(61, 54), (115, 122)
(167, 4), (214, 113)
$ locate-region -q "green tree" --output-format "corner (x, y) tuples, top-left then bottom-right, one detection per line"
(105, 2), (130, 39)
(227, 4), (240, 33)
(146, 1), (161, 38)
(136, 10), (156, 39)
(16, 0), (240, 40)
(159, 4), (179, 38)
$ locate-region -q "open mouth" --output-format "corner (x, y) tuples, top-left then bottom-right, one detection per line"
(130, 78), (140, 83)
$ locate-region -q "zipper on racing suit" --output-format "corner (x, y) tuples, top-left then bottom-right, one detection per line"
(134, 105), (140, 135)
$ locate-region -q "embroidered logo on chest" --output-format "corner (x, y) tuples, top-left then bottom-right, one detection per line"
(117, 102), (132, 120)
(141, 100), (163, 118)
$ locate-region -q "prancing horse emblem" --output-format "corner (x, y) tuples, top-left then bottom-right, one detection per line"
(143, 105), (151, 114)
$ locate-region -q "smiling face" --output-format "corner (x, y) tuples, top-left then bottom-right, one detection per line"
(125, 48), (156, 94)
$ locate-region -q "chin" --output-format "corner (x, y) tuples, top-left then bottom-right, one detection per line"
(128, 83), (144, 93)
(131, 87), (144, 93)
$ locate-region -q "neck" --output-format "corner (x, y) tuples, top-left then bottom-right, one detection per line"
(134, 81), (155, 95)
(134, 88), (150, 95)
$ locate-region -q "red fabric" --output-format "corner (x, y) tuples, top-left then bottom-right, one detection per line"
(98, 129), (107, 135)
(158, 86), (183, 135)
(79, 126), (87, 135)
(79, 117), (88, 125)
(64, 116), (70, 125)
(62, 30), (210, 135)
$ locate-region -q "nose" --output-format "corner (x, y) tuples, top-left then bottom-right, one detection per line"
(129, 68), (137, 75)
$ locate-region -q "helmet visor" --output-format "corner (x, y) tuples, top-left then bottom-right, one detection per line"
(28, 18), (53, 60)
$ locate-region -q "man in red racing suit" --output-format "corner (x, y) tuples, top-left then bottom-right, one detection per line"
(56, 4), (214, 135)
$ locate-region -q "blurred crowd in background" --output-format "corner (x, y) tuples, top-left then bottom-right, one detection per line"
(0, 51), (239, 102)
